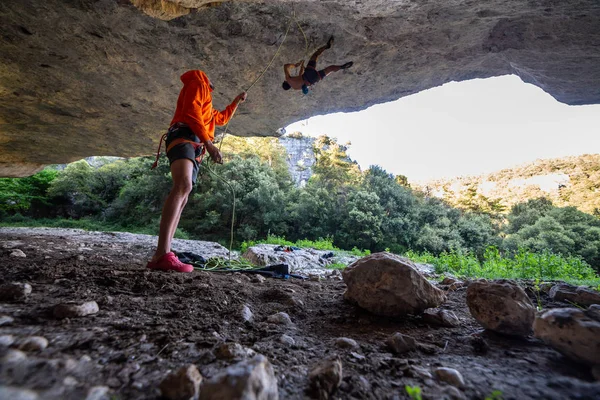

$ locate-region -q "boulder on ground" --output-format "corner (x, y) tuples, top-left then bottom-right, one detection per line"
(386, 332), (417, 355)
(159, 364), (202, 400)
(466, 280), (535, 336)
(199, 355), (278, 400)
(549, 284), (600, 307)
(308, 357), (343, 400)
(243, 244), (353, 276)
(434, 367), (465, 388)
(342, 252), (446, 316)
(533, 307), (600, 366)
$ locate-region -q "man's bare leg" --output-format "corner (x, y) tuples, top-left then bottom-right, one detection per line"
(322, 62), (353, 77)
(309, 36), (334, 63)
(151, 158), (194, 262)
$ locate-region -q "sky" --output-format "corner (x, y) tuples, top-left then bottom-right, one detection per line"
(285, 75), (600, 183)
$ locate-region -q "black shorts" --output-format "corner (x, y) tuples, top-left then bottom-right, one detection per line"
(302, 60), (326, 85)
(165, 126), (202, 184)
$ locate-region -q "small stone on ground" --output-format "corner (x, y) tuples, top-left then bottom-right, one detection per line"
(53, 301), (99, 319)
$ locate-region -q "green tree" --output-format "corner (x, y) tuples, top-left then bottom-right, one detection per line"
(0, 168), (57, 214)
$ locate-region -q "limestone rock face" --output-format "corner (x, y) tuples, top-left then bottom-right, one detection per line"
(278, 136), (316, 187)
(342, 252), (446, 316)
(466, 280), (535, 336)
(1, 0), (600, 176)
(242, 244), (355, 276)
(534, 307), (600, 366)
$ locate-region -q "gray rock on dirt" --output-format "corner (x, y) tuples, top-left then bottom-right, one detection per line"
(434, 367), (465, 388)
(2, 349), (27, 363)
(466, 280), (535, 336)
(53, 301), (99, 319)
(215, 343), (256, 360)
(0, 334), (16, 347)
(243, 244), (354, 276)
(549, 284), (600, 307)
(533, 307), (600, 366)
(18, 336), (48, 352)
(422, 309), (460, 327)
(308, 358), (343, 400)
(441, 277), (459, 285)
(267, 312), (292, 326)
(85, 386), (111, 400)
(199, 355), (278, 400)
(0, 283), (32, 302)
(334, 337), (359, 349)
(386, 332), (417, 355)
(279, 334), (295, 346)
(241, 305), (254, 324)
(0, 386), (39, 400)
(10, 249), (27, 258)
(342, 252), (446, 316)
(159, 364), (203, 400)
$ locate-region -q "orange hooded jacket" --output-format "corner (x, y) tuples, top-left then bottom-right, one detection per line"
(170, 70), (238, 144)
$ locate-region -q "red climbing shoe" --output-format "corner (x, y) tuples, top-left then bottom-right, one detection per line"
(146, 252), (194, 273)
(340, 61), (353, 70)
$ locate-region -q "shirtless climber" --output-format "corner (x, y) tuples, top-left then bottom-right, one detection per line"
(282, 36), (353, 94)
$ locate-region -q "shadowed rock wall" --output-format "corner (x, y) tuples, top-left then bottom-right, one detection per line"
(1, 0), (599, 176)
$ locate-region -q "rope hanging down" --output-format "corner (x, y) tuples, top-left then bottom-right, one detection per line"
(218, 6), (308, 149)
(204, 6), (309, 259)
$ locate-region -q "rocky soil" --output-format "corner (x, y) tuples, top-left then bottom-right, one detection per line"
(1, 227), (600, 399)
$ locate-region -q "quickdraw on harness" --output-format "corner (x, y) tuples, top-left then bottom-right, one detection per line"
(151, 122), (206, 170)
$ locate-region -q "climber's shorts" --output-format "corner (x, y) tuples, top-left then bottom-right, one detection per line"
(302, 60), (326, 85)
(166, 125), (202, 185)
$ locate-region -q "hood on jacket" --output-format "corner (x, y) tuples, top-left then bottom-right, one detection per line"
(180, 70), (213, 92)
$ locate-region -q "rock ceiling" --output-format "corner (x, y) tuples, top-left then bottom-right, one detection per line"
(1, 0), (599, 176)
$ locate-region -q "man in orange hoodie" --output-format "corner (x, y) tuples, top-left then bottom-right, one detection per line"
(147, 70), (247, 272)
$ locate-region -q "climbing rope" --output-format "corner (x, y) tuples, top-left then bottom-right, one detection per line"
(217, 4), (308, 150)
(199, 5), (310, 261)
(199, 162), (236, 260)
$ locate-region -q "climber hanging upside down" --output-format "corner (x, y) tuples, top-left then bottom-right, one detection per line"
(282, 36), (353, 94)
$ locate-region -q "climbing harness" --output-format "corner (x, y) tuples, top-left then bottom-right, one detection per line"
(151, 123), (205, 169)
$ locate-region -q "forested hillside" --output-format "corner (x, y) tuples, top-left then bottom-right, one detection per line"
(1, 137), (599, 273)
(418, 154), (600, 215)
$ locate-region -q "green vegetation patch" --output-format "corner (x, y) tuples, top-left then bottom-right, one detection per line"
(406, 246), (600, 287)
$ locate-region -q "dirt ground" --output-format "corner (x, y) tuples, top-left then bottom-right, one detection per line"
(1, 228), (599, 400)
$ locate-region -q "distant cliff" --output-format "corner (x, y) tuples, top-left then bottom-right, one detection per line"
(278, 134), (316, 187)
(417, 154), (600, 215)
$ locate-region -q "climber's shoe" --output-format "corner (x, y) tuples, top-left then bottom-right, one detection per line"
(326, 36), (334, 49)
(340, 61), (353, 70)
(146, 252), (193, 273)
